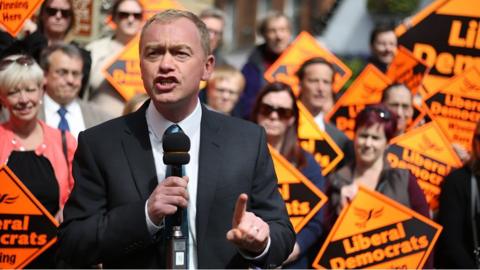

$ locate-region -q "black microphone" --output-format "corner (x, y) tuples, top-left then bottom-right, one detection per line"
(162, 131), (190, 226)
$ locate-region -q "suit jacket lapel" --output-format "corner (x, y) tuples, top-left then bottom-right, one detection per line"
(122, 101), (158, 199)
(196, 107), (222, 245)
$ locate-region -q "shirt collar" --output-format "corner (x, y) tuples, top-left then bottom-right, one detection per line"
(44, 94), (78, 113)
(146, 100), (202, 141)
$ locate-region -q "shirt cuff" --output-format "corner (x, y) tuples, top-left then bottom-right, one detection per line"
(238, 236), (271, 261)
(145, 200), (163, 235)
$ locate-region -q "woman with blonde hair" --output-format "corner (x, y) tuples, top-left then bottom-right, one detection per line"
(0, 54), (76, 267)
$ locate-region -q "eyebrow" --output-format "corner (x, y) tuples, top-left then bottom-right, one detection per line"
(143, 43), (194, 53)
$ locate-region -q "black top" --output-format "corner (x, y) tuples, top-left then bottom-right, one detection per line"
(7, 150), (59, 269)
(436, 165), (480, 268)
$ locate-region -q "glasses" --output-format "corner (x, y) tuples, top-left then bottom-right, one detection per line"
(45, 7), (72, 18)
(215, 87), (240, 96)
(0, 56), (35, 71)
(207, 28), (223, 37)
(364, 106), (392, 121)
(117, 11), (143, 20)
(258, 103), (294, 120)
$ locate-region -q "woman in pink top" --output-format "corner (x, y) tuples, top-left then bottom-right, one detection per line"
(0, 54), (76, 267)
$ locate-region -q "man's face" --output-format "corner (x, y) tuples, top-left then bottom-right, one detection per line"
(42, 0), (72, 36)
(264, 17), (291, 55)
(299, 63), (334, 114)
(383, 86), (413, 134)
(115, 0), (144, 38)
(202, 17), (224, 51)
(44, 51), (83, 105)
(371, 30), (397, 65)
(207, 77), (242, 114)
(140, 18), (214, 115)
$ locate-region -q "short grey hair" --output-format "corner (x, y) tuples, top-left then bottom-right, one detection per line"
(0, 55), (44, 95)
(199, 8), (225, 23)
(139, 9), (211, 57)
(39, 43), (84, 72)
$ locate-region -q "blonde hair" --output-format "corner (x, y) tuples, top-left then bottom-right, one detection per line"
(207, 65), (245, 92)
(0, 55), (44, 95)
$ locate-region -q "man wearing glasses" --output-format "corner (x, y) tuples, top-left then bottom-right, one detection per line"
(38, 43), (112, 138)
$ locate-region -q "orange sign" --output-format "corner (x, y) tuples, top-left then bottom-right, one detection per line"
(139, 0), (184, 20)
(396, 0), (480, 97)
(103, 35), (145, 101)
(313, 186), (442, 269)
(326, 64), (392, 139)
(269, 146), (328, 233)
(0, 0), (44, 37)
(0, 165), (58, 269)
(386, 46), (430, 95)
(424, 66), (480, 151)
(264, 31), (352, 94)
(298, 102), (344, 175)
(386, 122), (462, 210)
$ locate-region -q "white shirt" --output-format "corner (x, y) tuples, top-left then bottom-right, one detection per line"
(313, 111), (326, 131)
(43, 94), (86, 139)
(145, 101), (201, 269)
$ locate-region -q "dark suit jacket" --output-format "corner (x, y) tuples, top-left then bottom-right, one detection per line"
(58, 101), (295, 269)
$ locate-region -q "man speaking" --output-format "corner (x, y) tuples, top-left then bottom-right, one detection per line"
(57, 9), (295, 269)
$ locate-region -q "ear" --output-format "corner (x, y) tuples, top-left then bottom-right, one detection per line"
(201, 54), (215, 81)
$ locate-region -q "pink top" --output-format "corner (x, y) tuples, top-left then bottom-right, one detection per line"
(0, 120), (77, 207)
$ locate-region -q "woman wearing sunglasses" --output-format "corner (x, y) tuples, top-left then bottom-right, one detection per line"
(0, 55), (76, 268)
(86, 0), (144, 117)
(436, 120), (480, 268)
(251, 82), (327, 269)
(326, 104), (429, 223)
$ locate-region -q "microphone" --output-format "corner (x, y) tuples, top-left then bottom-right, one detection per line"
(163, 131), (190, 269)
(162, 131), (190, 226)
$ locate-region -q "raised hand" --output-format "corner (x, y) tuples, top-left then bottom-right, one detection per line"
(226, 193), (269, 254)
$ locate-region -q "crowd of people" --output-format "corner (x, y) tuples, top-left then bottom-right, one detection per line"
(0, 2), (479, 269)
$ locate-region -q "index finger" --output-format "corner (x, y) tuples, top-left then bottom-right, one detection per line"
(232, 193), (248, 227)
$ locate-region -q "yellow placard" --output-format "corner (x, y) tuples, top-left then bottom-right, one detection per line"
(139, 0), (184, 20)
(326, 64), (392, 139)
(386, 121), (462, 210)
(0, 165), (58, 269)
(395, 0), (480, 97)
(269, 146), (328, 233)
(297, 102), (344, 175)
(0, 0), (44, 37)
(313, 186), (442, 269)
(424, 66), (480, 151)
(264, 31), (352, 95)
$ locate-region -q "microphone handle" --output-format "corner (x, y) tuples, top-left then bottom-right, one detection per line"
(171, 164), (183, 226)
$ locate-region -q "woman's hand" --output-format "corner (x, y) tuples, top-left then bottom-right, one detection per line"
(282, 242), (300, 265)
(339, 183), (359, 213)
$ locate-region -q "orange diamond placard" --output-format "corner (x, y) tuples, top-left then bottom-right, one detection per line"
(313, 186), (442, 269)
(103, 35), (144, 101)
(0, 0), (44, 37)
(386, 121), (462, 210)
(424, 66), (480, 152)
(297, 102), (344, 175)
(326, 64), (392, 139)
(386, 46), (430, 95)
(264, 31), (352, 95)
(270, 146), (328, 233)
(396, 0), (480, 97)
(139, 0), (184, 20)
(0, 165), (58, 269)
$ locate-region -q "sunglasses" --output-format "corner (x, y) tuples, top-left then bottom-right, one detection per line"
(0, 56), (35, 71)
(117, 11), (143, 20)
(259, 103), (294, 119)
(364, 106), (392, 121)
(45, 7), (72, 18)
